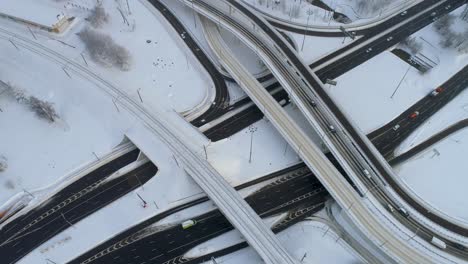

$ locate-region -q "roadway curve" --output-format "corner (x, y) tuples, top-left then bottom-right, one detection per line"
(242, 0), (421, 37)
(195, 3), (468, 257)
(146, 0), (230, 127)
(201, 16), (436, 263)
(68, 163), (326, 264)
(0, 150), (158, 264)
(0, 19), (295, 264)
(196, 0), (465, 143)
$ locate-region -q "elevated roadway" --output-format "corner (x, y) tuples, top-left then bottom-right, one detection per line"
(201, 16), (437, 263)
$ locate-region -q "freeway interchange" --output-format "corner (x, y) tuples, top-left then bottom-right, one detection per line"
(182, 0), (468, 262)
(1, 0), (467, 263)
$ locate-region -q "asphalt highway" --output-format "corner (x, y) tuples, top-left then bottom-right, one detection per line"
(68, 165), (328, 264)
(199, 13), (437, 263)
(0, 149), (158, 264)
(148, 0), (229, 127)
(369, 65), (468, 159)
(199, 0), (466, 144)
(315, 0), (466, 81)
(161, 202), (326, 264)
(310, 0), (463, 69)
(390, 118), (468, 165)
(200, 0), (468, 260)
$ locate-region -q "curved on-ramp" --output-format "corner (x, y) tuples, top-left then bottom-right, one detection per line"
(201, 15), (437, 264)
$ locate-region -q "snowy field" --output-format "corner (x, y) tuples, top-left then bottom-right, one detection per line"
(242, 0), (407, 27)
(331, 7), (468, 133)
(0, 0), (213, 205)
(0, 38), (128, 204)
(392, 10), (468, 223)
(2, 0), (468, 263)
(328, 6), (468, 223)
(196, 218), (361, 264)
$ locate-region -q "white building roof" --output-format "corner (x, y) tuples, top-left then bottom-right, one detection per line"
(0, 0), (65, 28)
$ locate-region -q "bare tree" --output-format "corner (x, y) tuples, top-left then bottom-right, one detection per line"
(2, 82), (60, 123)
(78, 28), (132, 71)
(87, 5), (109, 28)
(433, 14), (465, 49)
(400, 37), (423, 54)
(356, 0), (392, 15)
(28, 96), (60, 123)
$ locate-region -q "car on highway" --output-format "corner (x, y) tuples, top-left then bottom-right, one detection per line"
(453, 243), (465, 251)
(387, 204), (395, 213)
(409, 111), (420, 119)
(363, 169), (371, 178)
(431, 236), (447, 249)
(392, 124), (400, 131)
(400, 11), (407, 16)
(328, 125), (337, 133)
(398, 207), (410, 218)
(430, 87), (444, 97)
(366, 47), (373, 53)
(182, 220), (197, 229)
(386, 36), (393, 41)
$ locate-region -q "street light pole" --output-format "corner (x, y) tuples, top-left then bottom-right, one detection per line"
(301, 10), (312, 51)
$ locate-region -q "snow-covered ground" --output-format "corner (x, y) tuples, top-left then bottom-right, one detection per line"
(395, 128), (468, 222)
(206, 104), (324, 186)
(196, 217), (361, 264)
(242, 0), (407, 27)
(331, 7), (468, 133)
(0, 0), (213, 205)
(390, 10), (468, 223)
(329, 6), (468, 223)
(0, 38), (128, 204)
(2, 0), (468, 263)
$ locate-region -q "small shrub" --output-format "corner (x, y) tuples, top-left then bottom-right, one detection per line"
(78, 28), (132, 71)
(87, 6), (109, 28)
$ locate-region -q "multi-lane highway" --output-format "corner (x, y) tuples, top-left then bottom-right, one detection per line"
(247, 0), (420, 37)
(369, 65), (468, 159)
(312, 0), (465, 79)
(68, 163), (327, 264)
(186, 0), (466, 145)
(0, 16), (296, 264)
(0, 148), (158, 264)
(200, 15), (438, 263)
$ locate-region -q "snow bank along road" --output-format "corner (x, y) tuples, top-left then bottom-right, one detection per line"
(245, 0), (421, 36)
(0, 16), (296, 264)
(0, 148), (158, 264)
(197, 1), (467, 258)
(194, 0), (466, 144)
(192, 2), (468, 261)
(200, 14), (437, 263)
(370, 65), (468, 159)
(145, 0), (230, 127)
(390, 117), (468, 166)
(312, 0), (467, 80)
(234, 0), (465, 85)
(69, 164), (326, 264)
